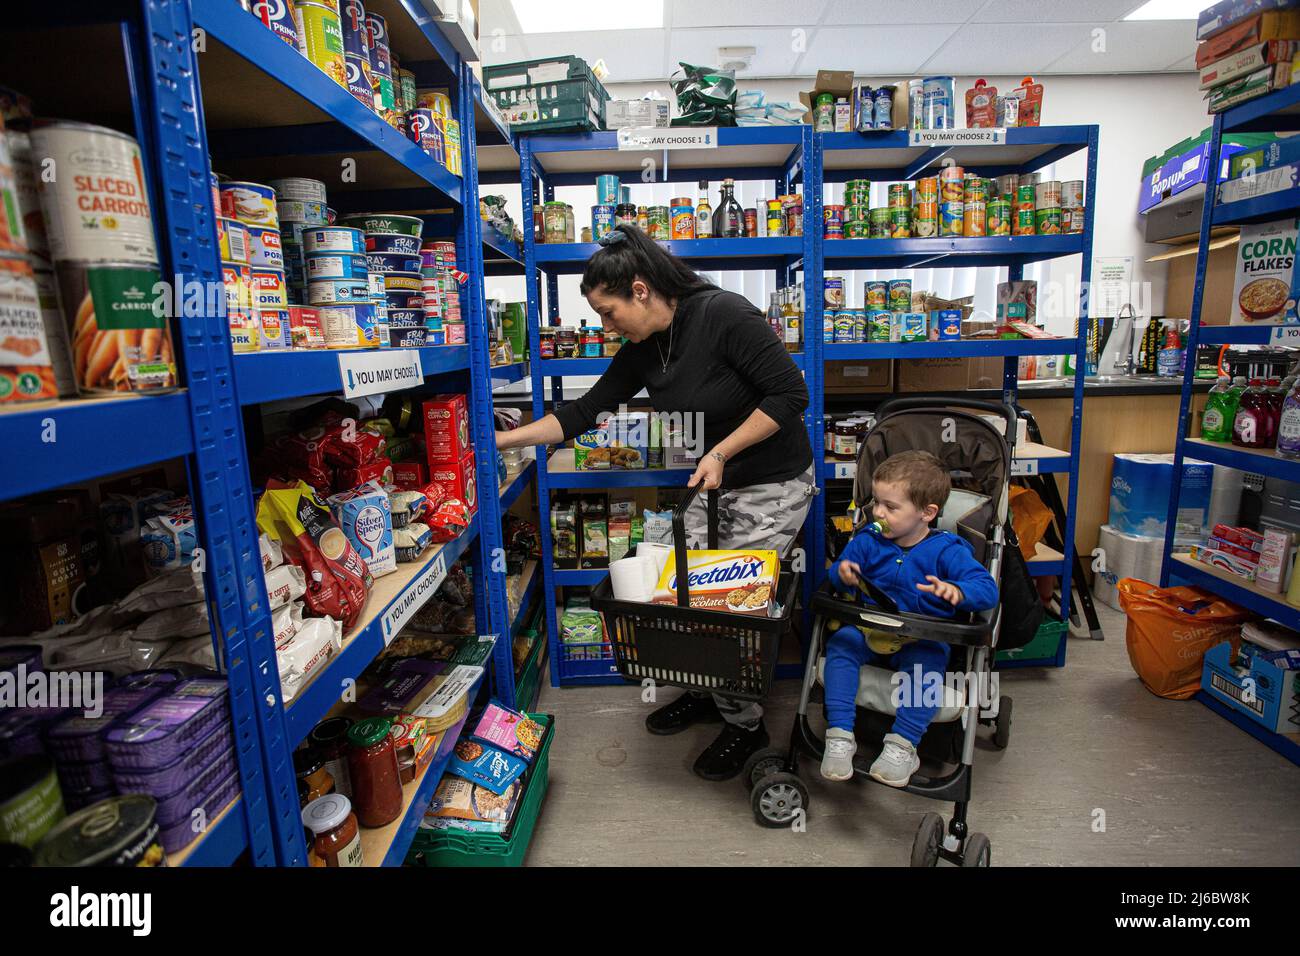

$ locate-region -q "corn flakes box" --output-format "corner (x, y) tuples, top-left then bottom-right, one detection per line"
(652, 549), (780, 617)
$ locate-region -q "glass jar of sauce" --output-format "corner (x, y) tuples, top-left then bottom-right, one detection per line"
(833, 419), (858, 461)
(308, 716), (353, 800)
(580, 326), (602, 358)
(543, 201), (567, 244)
(603, 332), (621, 357)
(556, 327), (579, 359)
(345, 717), (403, 828)
(294, 749), (335, 807)
(302, 794), (363, 867)
(539, 327), (556, 359)
(615, 202), (637, 226)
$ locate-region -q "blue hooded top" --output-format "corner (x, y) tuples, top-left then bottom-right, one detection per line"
(831, 526), (999, 618)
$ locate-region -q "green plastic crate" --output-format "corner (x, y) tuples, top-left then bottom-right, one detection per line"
(484, 55), (603, 93)
(996, 618), (1068, 663)
(406, 713), (554, 868)
(491, 77), (607, 134)
(514, 611), (547, 713)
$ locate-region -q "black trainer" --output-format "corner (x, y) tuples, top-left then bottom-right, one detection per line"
(645, 692), (722, 736)
(693, 720), (770, 781)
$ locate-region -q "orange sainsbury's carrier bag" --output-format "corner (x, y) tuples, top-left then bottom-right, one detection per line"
(1117, 579), (1251, 700)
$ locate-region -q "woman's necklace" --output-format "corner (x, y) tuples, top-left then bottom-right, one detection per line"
(655, 319), (674, 375)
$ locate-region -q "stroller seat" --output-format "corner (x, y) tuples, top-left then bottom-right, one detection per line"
(814, 658), (965, 723)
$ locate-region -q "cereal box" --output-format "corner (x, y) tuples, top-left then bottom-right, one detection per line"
(1231, 217), (1298, 324)
(652, 549), (780, 617)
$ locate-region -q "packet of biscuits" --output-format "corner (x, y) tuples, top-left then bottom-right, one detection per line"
(652, 549), (780, 617)
(257, 479), (372, 629)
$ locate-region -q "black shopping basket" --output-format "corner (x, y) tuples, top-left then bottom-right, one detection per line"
(590, 484), (798, 702)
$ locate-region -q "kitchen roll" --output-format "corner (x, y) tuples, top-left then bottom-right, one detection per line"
(636, 542), (673, 578)
(610, 556), (659, 602)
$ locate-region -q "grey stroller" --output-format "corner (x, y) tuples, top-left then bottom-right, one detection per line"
(744, 398), (1018, 867)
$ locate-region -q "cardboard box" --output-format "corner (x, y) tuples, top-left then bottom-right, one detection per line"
(823, 360), (893, 394)
(1207, 62), (1293, 113)
(1166, 240), (1236, 324)
(1196, 9), (1300, 66)
(800, 70), (907, 129)
(1230, 216), (1298, 324)
(652, 548), (780, 617)
(1201, 635), (1300, 734)
(423, 394), (471, 464)
(605, 98), (670, 129)
(894, 355), (1007, 392)
(431, 451), (478, 516)
(1199, 39), (1298, 87)
(1199, 0), (1299, 41)
(393, 460), (428, 490)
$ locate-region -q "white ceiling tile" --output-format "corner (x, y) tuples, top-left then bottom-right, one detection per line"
(668, 27), (805, 78)
(975, 0), (1145, 21)
(798, 24), (962, 75)
(484, 30), (668, 81)
(1165, 52), (1197, 71)
(670, 0), (829, 29)
(918, 22), (1097, 74)
(1044, 20), (1196, 73)
(820, 0), (978, 25)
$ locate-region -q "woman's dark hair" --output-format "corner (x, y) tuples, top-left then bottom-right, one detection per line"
(579, 224), (714, 300)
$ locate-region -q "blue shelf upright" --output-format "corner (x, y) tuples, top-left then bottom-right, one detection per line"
(1160, 88), (1300, 768)
(517, 126), (820, 687)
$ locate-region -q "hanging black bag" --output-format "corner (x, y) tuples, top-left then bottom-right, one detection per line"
(997, 522), (1045, 650)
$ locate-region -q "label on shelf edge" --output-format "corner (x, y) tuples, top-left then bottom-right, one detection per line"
(380, 549), (448, 645)
(1269, 325), (1300, 344)
(616, 127), (718, 151)
(1011, 459), (1039, 476)
(338, 349), (424, 400)
(908, 128), (1006, 147)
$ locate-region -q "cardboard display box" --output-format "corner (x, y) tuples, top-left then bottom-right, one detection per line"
(1165, 239), (1237, 326)
(896, 356), (1005, 392)
(799, 70), (909, 130)
(823, 360), (893, 394)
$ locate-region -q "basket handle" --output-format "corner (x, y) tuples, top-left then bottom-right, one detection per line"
(670, 483), (719, 607)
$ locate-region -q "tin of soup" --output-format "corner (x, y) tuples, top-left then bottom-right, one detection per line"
(216, 217), (250, 265)
(30, 121), (158, 263)
(887, 279), (912, 313)
(245, 225), (284, 269)
(307, 252), (369, 281)
(307, 277), (370, 305)
(303, 226), (365, 254)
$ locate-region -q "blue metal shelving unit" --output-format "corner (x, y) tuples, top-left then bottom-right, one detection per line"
(518, 126), (821, 687)
(817, 126), (1098, 667)
(1160, 88), (1300, 768)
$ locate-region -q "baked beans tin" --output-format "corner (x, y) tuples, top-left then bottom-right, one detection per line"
(939, 201), (964, 237)
(387, 308), (423, 329)
(318, 300), (376, 348)
(914, 202), (938, 238)
(367, 251), (420, 274)
(887, 183), (911, 208)
(288, 305), (324, 348)
(220, 181), (278, 228)
(303, 226), (365, 254)
(365, 13), (395, 109)
(390, 326), (426, 348)
(963, 200), (986, 237)
(0, 254), (59, 403)
(30, 121), (157, 263)
(245, 225), (284, 269)
(845, 179), (871, 207)
(252, 0), (301, 48)
(824, 205), (845, 239)
(889, 207), (911, 239)
(824, 275), (845, 309)
(307, 252), (368, 280)
(987, 199), (1011, 236)
(869, 207), (890, 239)
(1035, 207), (1062, 235)
(215, 217), (250, 264)
(222, 261), (253, 311)
(365, 232), (420, 256)
(229, 309), (259, 352)
(307, 277), (368, 305)
(915, 176), (939, 204)
(338, 0), (369, 60)
(340, 213), (423, 237)
(277, 200), (328, 225)
(251, 268), (289, 311)
(344, 52), (375, 108)
(1061, 180), (1084, 209)
(383, 270), (421, 293)
(56, 260), (176, 393)
(1013, 207), (1036, 236)
(1034, 180), (1062, 209)
(868, 310), (892, 342)
(296, 2), (347, 88)
(887, 279), (912, 313)
(260, 308), (292, 349)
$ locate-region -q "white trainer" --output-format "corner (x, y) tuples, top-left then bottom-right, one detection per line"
(868, 733), (920, 788)
(820, 727), (857, 781)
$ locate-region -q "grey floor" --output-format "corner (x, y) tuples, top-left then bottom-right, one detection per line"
(528, 602), (1300, 866)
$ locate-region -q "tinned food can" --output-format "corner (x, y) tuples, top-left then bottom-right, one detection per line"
(222, 261), (253, 312)
(57, 260), (176, 394)
(251, 269), (289, 312)
(592, 204), (616, 240)
(296, 2), (347, 88)
(913, 202), (938, 238)
(1067, 206), (1086, 234)
(888, 183), (911, 208)
(845, 179), (871, 207)
(823, 204), (845, 239)
(0, 254), (59, 403)
(833, 311), (854, 343)
(1014, 206), (1036, 236)
(318, 300), (376, 348)
(844, 220), (870, 238)
(744, 207), (758, 238)
(596, 175), (620, 206)
(30, 121), (157, 263)
(1035, 180), (1062, 209)
(221, 181), (278, 228)
(344, 53), (374, 108)
(939, 165), (964, 202)
(766, 199), (785, 237)
(670, 199), (694, 239)
(260, 309), (292, 349)
(868, 310), (891, 342)
(364, 13), (395, 108)
(647, 206), (670, 240)
(887, 279), (912, 313)
(33, 794), (164, 867)
(303, 226), (366, 254)
(986, 199), (1011, 236)
(1061, 180), (1085, 209)
(889, 207), (911, 239)
(783, 195), (803, 237)
(869, 207), (890, 239)
(865, 281), (888, 310)
(963, 200), (986, 237)
(245, 225), (284, 269)
(915, 176), (939, 204)
(338, 0), (370, 59)
(215, 217), (250, 265)
(1035, 207), (1062, 235)
(823, 275), (846, 309)
(1014, 184), (1036, 211)
(268, 177), (327, 204)
(253, 0), (302, 48)
(939, 201), (964, 237)
(288, 305), (324, 349)
(398, 70), (417, 115)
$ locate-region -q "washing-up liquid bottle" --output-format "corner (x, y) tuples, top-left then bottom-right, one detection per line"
(1233, 379), (1269, 448)
(1201, 376), (1237, 442)
(1278, 379), (1300, 458)
(1264, 378), (1286, 448)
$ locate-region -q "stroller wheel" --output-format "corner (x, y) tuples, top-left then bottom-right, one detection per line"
(742, 747), (788, 790)
(993, 696), (1012, 749)
(751, 772), (809, 829)
(962, 832), (991, 867)
(910, 813), (945, 868)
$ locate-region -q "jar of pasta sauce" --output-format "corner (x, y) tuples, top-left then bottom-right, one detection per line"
(539, 327), (556, 359)
(556, 327), (579, 358)
(302, 794), (363, 867)
(833, 419), (858, 461)
(345, 717), (403, 828)
(580, 326), (602, 357)
(603, 332), (621, 357)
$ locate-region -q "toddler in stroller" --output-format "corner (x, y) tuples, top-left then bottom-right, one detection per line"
(822, 450), (998, 787)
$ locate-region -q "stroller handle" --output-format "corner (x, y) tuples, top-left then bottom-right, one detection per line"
(876, 396), (1017, 443)
(670, 482), (719, 608)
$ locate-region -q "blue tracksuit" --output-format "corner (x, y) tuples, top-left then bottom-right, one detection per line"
(825, 526), (999, 745)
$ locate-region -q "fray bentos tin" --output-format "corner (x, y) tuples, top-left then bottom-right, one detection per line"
(57, 260), (176, 394)
(339, 213), (424, 237)
(30, 121), (157, 264)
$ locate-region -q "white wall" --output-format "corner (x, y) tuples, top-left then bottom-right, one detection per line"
(481, 72), (1209, 336)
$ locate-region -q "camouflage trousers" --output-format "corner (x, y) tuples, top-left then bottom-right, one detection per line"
(682, 464), (816, 729)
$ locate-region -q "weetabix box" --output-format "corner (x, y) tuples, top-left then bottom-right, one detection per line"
(423, 393), (471, 464)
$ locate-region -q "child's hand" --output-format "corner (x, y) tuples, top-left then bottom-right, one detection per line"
(917, 575), (964, 606)
(838, 560), (864, 590)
